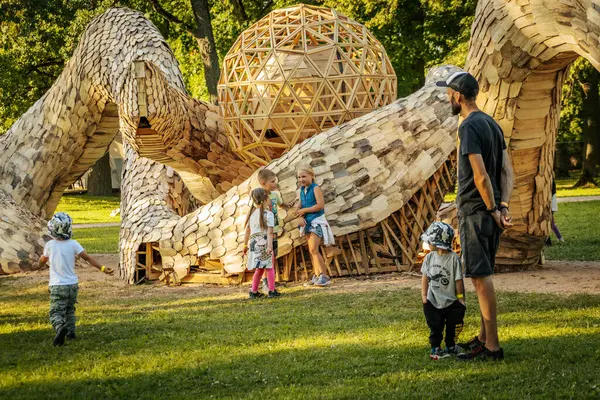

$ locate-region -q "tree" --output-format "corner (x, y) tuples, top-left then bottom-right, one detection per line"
(558, 58), (600, 185)
(87, 153), (114, 196)
(148, 0), (221, 104)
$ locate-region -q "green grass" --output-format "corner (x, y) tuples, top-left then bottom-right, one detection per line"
(75, 226), (120, 254)
(444, 170), (600, 203)
(545, 201), (600, 261)
(55, 194), (120, 225)
(0, 278), (598, 399)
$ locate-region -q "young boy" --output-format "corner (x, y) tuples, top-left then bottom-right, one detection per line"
(420, 221), (466, 360)
(38, 212), (114, 346)
(257, 169), (290, 292)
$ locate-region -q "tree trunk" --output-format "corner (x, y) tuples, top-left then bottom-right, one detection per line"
(554, 145), (571, 178)
(87, 152), (113, 196)
(190, 0), (220, 105)
(576, 69), (600, 187)
(411, 3), (426, 92)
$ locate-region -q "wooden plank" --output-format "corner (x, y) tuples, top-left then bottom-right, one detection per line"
(346, 234), (363, 274)
(366, 229), (383, 272)
(358, 230), (370, 274)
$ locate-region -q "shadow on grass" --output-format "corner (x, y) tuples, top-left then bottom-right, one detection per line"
(1, 331), (599, 399)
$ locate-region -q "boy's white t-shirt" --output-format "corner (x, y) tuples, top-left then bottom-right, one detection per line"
(44, 239), (84, 286)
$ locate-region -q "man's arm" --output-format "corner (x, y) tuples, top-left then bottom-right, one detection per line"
(468, 153), (495, 210)
(500, 149), (514, 227)
(468, 153), (504, 228)
(500, 149), (514, 204)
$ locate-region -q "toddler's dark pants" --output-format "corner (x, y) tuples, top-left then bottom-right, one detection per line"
(423, 300), (465, 348)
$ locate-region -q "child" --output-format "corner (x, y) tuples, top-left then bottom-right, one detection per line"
(296, 165), (334, 286)
(420, 221), (465, 360)
(257, 168), (289, 292)
(550, 178), (564, 243)
(38, 212), (114, 346)
(243, 188), (281, 298)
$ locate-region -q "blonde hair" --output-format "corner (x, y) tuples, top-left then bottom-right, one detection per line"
(297, 164), (315, 179)
(245, 188), (269, 231)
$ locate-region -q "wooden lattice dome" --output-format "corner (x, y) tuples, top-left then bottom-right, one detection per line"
(218, 4), (397, 167)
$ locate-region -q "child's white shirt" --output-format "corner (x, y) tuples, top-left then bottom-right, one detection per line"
(44, 239), (84, 286)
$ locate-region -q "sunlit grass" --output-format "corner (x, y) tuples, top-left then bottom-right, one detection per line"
(545, 201), (600, 261)
(74, 226), (120, 254)
(1, 276), (599, 399)
(55, 194), (120, 224)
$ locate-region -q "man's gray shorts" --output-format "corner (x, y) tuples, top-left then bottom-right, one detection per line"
(459, 212), (503, 278)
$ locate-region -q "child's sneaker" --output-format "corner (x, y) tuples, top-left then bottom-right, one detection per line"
(445, 345), (460, 355)
(304, 275), (319, 286)
(53, 325), (68, 347)
(268, 290), (282, 298)
(248, 291), (264, 299)
(314, 274), (331, 286)
(429, 347), (450, 360)
(457, 336), (484, 352)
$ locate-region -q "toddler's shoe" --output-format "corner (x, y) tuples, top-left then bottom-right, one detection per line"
(430, 347), (450, 360)
(53, 325), (68, 347)
(268, 290), (282, 298)
(248, 291), (264, 299)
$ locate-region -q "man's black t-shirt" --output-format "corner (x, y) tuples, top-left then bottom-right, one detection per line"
(457, 111), (507, 217)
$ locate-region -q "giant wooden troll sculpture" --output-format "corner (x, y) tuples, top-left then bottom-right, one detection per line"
(1, 1), (598, 280)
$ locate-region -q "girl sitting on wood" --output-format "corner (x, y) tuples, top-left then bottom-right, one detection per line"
(295, 165), (334, 287)
(243, 188), (281, 298)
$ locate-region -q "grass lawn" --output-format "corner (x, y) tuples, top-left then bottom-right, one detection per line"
(55, 194), (120, 225)
(75, 226), (120, 254)
(545, 201), (600, 261)
(444, 170), (600, 203)
(0, 276), (599, 399)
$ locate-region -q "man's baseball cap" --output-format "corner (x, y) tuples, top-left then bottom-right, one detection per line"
(436, 71), (479, 97)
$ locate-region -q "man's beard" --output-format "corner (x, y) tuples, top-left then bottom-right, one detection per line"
(451, 98), (461, 115)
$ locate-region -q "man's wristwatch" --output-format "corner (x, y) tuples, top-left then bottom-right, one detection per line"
(487, 205), (498, 213)
(498, 204), (509, 212)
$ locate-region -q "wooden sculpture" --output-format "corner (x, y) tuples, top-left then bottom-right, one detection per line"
(464, 0), (600, 269)
(218, 4), (397, 167)
(2, 1), (600, 279)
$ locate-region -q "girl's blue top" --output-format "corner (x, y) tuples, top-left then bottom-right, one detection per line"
(300, 182), (324, 225)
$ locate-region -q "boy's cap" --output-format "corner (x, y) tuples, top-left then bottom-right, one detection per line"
(436, 71), (479, 97)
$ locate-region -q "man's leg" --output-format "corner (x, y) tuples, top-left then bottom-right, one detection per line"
(472, 276), (499, 351)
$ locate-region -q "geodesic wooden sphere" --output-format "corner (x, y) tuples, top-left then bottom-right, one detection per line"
(218, 4), (397, 167)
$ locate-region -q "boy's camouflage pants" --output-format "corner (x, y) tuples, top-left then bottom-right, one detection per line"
(49, 284), (78, 333)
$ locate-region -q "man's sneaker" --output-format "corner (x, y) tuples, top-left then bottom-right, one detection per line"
(457, 345), (504, 361)
(457, 336), (484, 352)
(445, 345), (460, 355)
(430, 347), (450, 360)
(314, 274), (331, 286)
(66, 332), (76, 340)
(268, 290), (282, 298)
(248, 291), (265, 299)
(53, 325), (68, 347)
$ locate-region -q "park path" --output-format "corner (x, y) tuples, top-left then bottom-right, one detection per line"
(557, 195), (600, 203)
